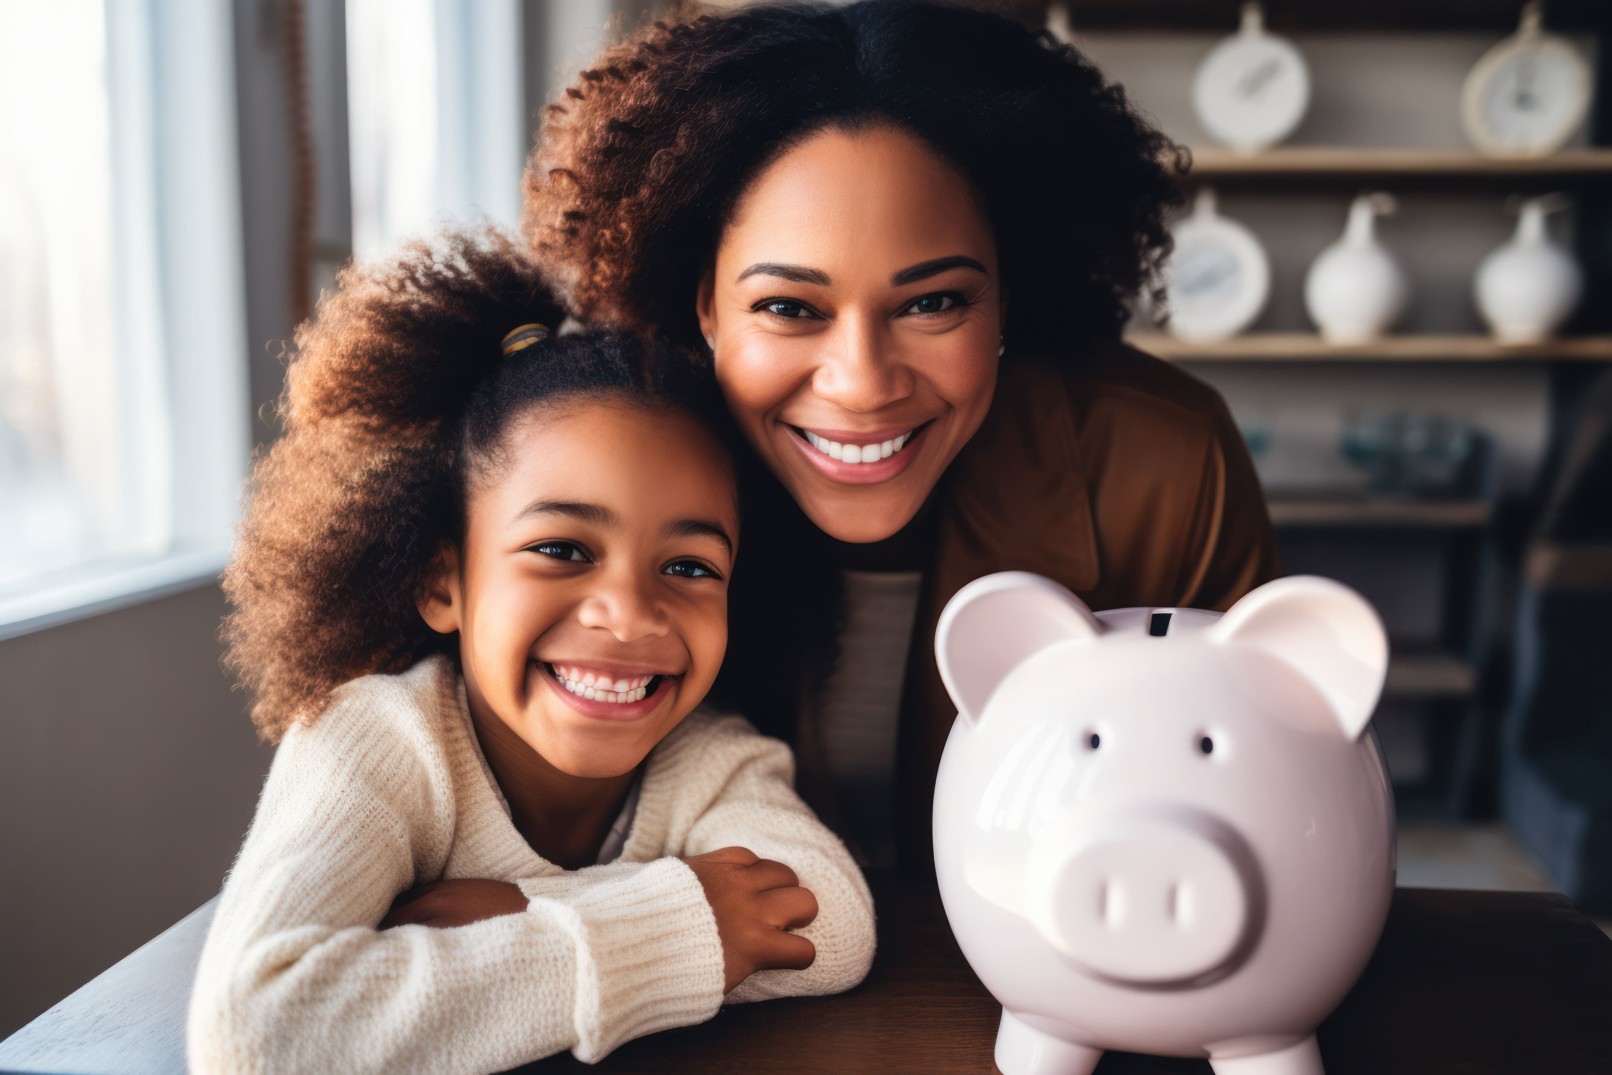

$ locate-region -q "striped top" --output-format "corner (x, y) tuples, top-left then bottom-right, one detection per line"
(810, 570), (925, 868)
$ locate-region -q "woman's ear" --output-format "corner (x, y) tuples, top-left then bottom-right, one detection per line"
(417, 544), (463, 636)
(695, 267), (717, 347)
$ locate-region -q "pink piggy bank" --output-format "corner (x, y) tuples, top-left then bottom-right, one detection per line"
(932, 572), (1395, 1075)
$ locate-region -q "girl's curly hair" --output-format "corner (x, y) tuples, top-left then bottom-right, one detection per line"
(522, 0), (1183, 355)
(223, 229), (725, 741)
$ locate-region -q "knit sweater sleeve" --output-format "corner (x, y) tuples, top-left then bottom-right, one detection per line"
(186, 672), (724, 1074)
(663, 714), (877, 1004)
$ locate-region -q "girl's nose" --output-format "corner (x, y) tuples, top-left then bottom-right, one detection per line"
(576, 573), (671, 643)
(810, 318), (915, 413)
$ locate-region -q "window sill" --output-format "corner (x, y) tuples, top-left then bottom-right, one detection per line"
(0, 548), (230, 643)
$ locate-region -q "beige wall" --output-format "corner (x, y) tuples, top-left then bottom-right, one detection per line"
(0, 583), (271, 1036)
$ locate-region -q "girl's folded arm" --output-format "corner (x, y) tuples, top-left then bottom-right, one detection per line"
(675, 716), (878, 1002)
(187, 702), (726, 1074)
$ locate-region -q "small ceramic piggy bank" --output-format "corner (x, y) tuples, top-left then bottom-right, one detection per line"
(932, 573), (1394, 1075)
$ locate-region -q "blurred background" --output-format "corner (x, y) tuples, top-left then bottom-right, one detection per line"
(1, 0), (1608, 1039)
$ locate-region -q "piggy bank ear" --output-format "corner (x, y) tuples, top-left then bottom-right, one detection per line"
(1210, 575), (1388, 741)
(936, 572), (1104, 729)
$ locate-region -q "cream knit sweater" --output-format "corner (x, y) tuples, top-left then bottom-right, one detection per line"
(187, 657), (876, 1073)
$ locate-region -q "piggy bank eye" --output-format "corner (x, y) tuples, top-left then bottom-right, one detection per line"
(1084, 731), (1102, 751)
(1198, 735), (1216, 756)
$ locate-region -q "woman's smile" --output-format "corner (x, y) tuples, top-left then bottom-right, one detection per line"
(699, 124), (1003, 543)
(784, 419), (933, 485)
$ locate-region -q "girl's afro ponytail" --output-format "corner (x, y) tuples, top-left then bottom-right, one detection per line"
(224, 229), (569, 740)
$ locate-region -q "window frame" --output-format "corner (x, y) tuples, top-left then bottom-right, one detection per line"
(0, 0), (250, 642)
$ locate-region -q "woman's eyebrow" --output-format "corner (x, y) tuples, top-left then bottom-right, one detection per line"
(890, 255), (987, 286)
(514, 499), (617, 527)
(735, 262), (831, 286)
(665, 518), (734, 556)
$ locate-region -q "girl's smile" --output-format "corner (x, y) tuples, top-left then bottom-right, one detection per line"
(418, 398), (738, 781)
(535, 660), (680, 720)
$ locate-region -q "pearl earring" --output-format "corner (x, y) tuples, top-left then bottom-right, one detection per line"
(999, 337), (1006, 358)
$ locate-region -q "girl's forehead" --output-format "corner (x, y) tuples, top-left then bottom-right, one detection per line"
(507, 396), (720, 457)
(480, 400), (737, 525)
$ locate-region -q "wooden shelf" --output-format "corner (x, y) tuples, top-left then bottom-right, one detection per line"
(1177, 147), (1612, 184)
(1061, 0), (1607, 32)
(1386, 654), (1477, 699)
(1525, 544), (1612, 588)
(1269, 497), (1492, 528)
(1129, 333), (1612, 363)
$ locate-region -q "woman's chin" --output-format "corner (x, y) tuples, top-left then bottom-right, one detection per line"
(796, 492), (922, 544)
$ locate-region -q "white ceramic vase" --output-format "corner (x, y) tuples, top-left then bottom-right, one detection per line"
(1474, 195), (1581, 345)
(1304, 193), (1408, 345)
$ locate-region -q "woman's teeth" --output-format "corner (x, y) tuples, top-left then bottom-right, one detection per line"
(548, 664), (658, 704)
(801, 428), (914, 464)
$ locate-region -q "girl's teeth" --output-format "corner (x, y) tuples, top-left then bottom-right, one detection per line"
(803, 429), (912, 464)
(549, 665), (655, 703)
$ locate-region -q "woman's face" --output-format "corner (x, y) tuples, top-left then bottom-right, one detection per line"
(420, 400), (738, 779)
(697, 124), (1003, 544)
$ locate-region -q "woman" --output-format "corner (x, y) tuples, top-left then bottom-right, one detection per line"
(522, 0), (1279, 869)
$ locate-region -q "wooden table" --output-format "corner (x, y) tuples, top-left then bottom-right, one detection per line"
(3, 877), (1608, 1074)
(525, 876), (1612, 1074)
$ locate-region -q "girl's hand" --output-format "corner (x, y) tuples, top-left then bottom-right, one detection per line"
(682, 846), (818, 992)
(379, 878), (528, 929)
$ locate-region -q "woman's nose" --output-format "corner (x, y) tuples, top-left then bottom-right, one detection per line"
(810, 318), (915, 413)
(576, 573), (671, 643)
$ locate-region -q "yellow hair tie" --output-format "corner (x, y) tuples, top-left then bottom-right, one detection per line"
(500, 323), (551, 356)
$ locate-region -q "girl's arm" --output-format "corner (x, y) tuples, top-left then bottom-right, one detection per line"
(187, 693), (726, 1074)
(417, 715), (875, 1003)
(670, 715), (878, 1003)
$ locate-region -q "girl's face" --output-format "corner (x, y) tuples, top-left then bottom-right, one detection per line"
(696, 124), (1003, 544)
(420, 399), (738, 779)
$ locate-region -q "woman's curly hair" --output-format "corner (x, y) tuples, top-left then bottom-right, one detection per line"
(223, 229), (726, 741)
(523, 0), (1183, 355)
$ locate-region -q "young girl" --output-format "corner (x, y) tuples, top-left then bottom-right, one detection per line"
(187, 231), (875, 1073)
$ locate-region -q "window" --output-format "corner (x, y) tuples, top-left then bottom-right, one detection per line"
(0, 1), (249, 638)
(345, 0), (524, 259)
(1, 2), (126, 590)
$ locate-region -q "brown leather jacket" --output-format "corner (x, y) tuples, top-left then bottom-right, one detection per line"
(874, 342), (1281, 867)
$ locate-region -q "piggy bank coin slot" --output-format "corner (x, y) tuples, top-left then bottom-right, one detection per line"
(1149, 611), (1174, 637)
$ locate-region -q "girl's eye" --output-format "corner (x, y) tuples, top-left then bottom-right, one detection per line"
(903, 292), (964, 317)
(664, 559), (722, 580)
(755, 298), (817, 320)
(529, 541), (590, 563)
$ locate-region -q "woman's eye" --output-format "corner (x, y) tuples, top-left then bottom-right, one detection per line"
(904, 292), (963, 317)
(529, 541), (590, 563)
(756, 299), (816, 320)
(664, 559), (722, 580)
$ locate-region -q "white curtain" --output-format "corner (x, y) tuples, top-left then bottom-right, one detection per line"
(0, 1), (151, 590)
(346, 0), (523, 259)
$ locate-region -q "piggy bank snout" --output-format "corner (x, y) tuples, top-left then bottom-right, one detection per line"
(1027, 810), (1260, 987)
